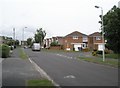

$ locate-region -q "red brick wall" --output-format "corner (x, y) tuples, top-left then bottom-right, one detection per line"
(63, 37), (83, 50)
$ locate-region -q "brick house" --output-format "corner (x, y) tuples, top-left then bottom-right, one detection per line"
(54, 36), (64, 45)
(88, 32), (104, 50)
(63, 31), (88, 51)
(44, 36), (64, 48)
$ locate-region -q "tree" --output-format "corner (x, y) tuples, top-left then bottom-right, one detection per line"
(103, 6), (120, 53)
(27, 38), (32, 46)
(34, 28), (46, 44)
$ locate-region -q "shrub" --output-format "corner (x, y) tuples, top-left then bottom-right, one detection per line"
(92, 51), (97, 56)
(82, 48), (89, 52)
(92, 49), (98, 56)
(97, 50), (110, 55)
(97, 51), (103, 55)
(50, 41), (60, 46)
(0, 44), (10, 58)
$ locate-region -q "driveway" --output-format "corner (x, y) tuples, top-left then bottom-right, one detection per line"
(24, 49), (118, 86)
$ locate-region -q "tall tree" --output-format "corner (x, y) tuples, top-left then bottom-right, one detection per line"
(103, 6), (120, 53)
(34, 28), (46, 44)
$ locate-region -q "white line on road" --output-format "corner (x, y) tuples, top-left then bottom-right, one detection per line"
(28, 58), (61, 88)
(64, 75), (76, 79)
(56, 54), (74, 60)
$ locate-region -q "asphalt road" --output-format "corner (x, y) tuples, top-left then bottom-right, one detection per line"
(24, 49), (118, 86)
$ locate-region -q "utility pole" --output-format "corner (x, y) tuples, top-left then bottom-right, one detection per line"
(13, 28), (15, 47)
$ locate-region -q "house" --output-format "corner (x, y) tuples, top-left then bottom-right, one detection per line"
(88, 32), (104, 50)
(43, 38), (52, 48)
(63, 31), (88, 51)
(44, 36), (64, 48)
(53, 36), (64, 45)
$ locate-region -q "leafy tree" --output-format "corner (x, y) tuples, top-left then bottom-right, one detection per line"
(27, 38), (32, 46)
(34, 28), (46, 44)
(103, 6), (120, 53)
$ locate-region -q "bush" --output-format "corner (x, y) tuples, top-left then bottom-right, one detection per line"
(97, 50), (110, 55)
(0, 44), (10, 58)
(82, 48), (89, 52)
(92, 49), (98, 56)
(50, 41), (60, 46)
(97, 51), (103, 55)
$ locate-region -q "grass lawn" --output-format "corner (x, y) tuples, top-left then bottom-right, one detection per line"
(19, 48), (28, 59)
(78, 57), (119, 68)
(26, 79), (55, 87)
(97, 53), (120, 59)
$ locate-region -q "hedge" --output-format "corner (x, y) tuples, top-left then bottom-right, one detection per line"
(0, 44), (10, 58)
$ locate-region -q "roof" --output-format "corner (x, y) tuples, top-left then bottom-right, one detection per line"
(89, 32), (102, 37)
(65, 31), (87, 37)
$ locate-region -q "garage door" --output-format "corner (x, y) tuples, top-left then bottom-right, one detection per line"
(74, 44), (81, 51)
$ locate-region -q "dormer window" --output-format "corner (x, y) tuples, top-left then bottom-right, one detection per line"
(73, 36), (78, 39)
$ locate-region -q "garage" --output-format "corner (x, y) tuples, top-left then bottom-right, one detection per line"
(74, 44), (82, 51)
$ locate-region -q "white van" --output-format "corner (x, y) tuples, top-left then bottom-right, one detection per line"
(32, 43), (41, 51)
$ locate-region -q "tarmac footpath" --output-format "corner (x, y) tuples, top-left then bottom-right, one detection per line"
(2, 48), (42, 87)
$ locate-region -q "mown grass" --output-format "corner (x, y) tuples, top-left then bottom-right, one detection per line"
(97, 53), (120, 59)
(78, 57), (119, 68)
(26, 79), (55, 87)
(19, 48), (28, 59)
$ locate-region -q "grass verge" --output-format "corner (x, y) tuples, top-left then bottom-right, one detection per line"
(78, 57), (119, 68)
(97, 53), (120, 59)
(19, 48), (28, 59)
(26, 79), (55, 87)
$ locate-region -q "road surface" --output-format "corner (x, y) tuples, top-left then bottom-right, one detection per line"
(24, 49), (118, 86)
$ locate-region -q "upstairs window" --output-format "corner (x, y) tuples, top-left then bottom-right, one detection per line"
(73, 36), (78, 39)
(83, 37), (88, 42)
(96, 36), (101, 40)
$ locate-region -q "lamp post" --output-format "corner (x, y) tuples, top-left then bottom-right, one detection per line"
(13, 28), (15, 48)
(22, 27), (27, 47)
(95, 5), (105, 62)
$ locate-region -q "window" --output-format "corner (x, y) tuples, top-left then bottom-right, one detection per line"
(96, 36), (101, 40)
(73, 36), (78, 39)
(83, 37), (88, 42)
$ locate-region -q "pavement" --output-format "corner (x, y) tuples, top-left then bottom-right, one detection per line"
(2, 48), (42, 86)
(0, 58), (2, 88)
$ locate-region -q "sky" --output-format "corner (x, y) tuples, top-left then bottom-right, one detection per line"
(0, 0), (119, 41)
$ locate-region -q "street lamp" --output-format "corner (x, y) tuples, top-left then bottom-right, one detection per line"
(22, 27), (27, 47)
(95, 5), (105, 62)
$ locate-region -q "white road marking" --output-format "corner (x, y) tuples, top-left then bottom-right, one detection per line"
(28, 58), (61, 87)
(56, 54), (74, 60)
(64, 75), (76, 79)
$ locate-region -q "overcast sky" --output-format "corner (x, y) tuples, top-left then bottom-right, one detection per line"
(0, 0), (119, 41)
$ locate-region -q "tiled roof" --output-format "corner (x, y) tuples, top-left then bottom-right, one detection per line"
(89, 32), (102, 37)
(65, 31), (87, 37)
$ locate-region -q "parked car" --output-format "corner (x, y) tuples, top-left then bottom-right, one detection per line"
(32, 43), (41, 51)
